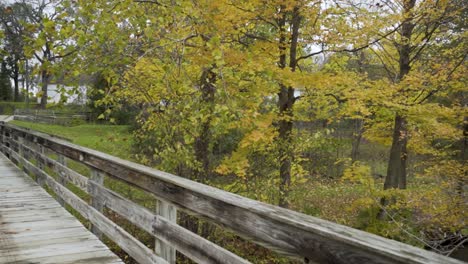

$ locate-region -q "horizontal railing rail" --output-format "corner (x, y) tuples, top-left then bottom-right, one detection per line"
(0, 122), (463, 264)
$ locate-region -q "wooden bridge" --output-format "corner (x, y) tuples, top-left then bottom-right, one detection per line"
(0, 153), (123, 263)
(0, 122), (464, 264)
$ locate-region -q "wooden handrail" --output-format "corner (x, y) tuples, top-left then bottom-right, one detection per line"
(0, 123), (247, 264)
(0, 122), (463, 264)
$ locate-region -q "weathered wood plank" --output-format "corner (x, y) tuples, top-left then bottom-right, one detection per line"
(0, 212), (76, 224)
(0, 207), (68, 219)
(0, 191), (50, 199)
(9, 149), (167, 264)
(6, 138), (88, 191)
(88, 181), (251, 264)
(0, 202), (62, 212)
(19, 251), (120, 264)
(0, 226), (86, 240)
(23, 250), (122, 264)
(56, 154), (67, 206)
(0, 197), (56, 206)
(0, 234), (102, 252)
(90, 168), (105, 238)
(155, 200), (177, 264)
(0, 152), (123, 264)
(0, 241), (112, 262)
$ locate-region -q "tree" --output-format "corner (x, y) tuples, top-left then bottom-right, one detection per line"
(354, 0), (467, 212)
(15, 0), (77, 108)
(0, 2), (31, 101)
(32, 0), (466, 258)
(220, 0), (391, 207)
(0, 60), (12, 100)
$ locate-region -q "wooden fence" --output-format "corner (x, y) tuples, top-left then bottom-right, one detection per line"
(13, 109), (89, 126)
(0, 122), (463, 264)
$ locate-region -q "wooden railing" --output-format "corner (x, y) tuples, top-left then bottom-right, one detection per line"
(0, 122), (463, 264)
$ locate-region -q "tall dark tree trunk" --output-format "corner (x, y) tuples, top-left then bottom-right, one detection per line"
(0, 62), (12, 101)
(194, 67), (216, 183)
(25, 60), (30, 106)
(181, 67), (217, 243)
(13, 63), (19, 102)
(383, 0), (414, 190)
(277, 6), (300, 208)
(380, 0), (415, 218)
(384, 114), (408, 190)
(457, 104), (467, 199)
(40, 69), (49, 109)
(39, 46), (52, 109)
(198, 67), (216, 238)
(463, 115), (467, 161)
(278, 84), (294, 208)
(379, 114), (408, 219)
(350, 51), (366, 163)
(351, 119), (364, 162)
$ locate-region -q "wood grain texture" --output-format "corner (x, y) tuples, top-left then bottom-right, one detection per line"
(90, 169), (105, 239)
(5, 147), (167, 264)
(2, 123), (465, 264)
(88, 181), (251, 264)
(57, 154), (67, 206)
(155, 200), (177, 264)
(0, 152), (123, 264)
(6, 138), (89, 191)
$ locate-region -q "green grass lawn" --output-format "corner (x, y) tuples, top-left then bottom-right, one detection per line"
(10, 120), (133, 160)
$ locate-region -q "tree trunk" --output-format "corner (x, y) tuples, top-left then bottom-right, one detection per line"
(193, 67), (216, 183)
(381, 0), (415, 195)
(456, 106), (467, 200)
(351, 119), (364, 162)
(278, 84), (294, 208)
(463, 115), (467, 161)
(378, 114), (408, 219)
(13, 63), (19, 102)
(40, 69), (49, 109)
(277, 6), (300, 208)
(384, 114), (408, 190)
(25, 60), (30, 106)
(183, 67), (217, 243)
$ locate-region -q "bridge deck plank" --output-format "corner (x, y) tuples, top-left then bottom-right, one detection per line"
(0, 153), (123, 264)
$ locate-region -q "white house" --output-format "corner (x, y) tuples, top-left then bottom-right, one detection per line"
(38, 84), (88, 105)
(15, 77), (88, 105)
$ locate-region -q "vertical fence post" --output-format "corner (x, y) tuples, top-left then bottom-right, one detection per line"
(0, 123), (10, 157)
(90, 169), (104, 239)
(155, 200), (177, 263)
(17, 135), (32, 176)
(0, 122), (4, 153)
(19, 135), (32, 175)
(17, 135), (24, 161)
(56, 154), (67, 206)
(4, 128), (10, 158)
(10, 132), (19, 166)
(36, 144), (46, 187)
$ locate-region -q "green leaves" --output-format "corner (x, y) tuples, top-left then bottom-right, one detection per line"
(24, 0), (464, 251)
